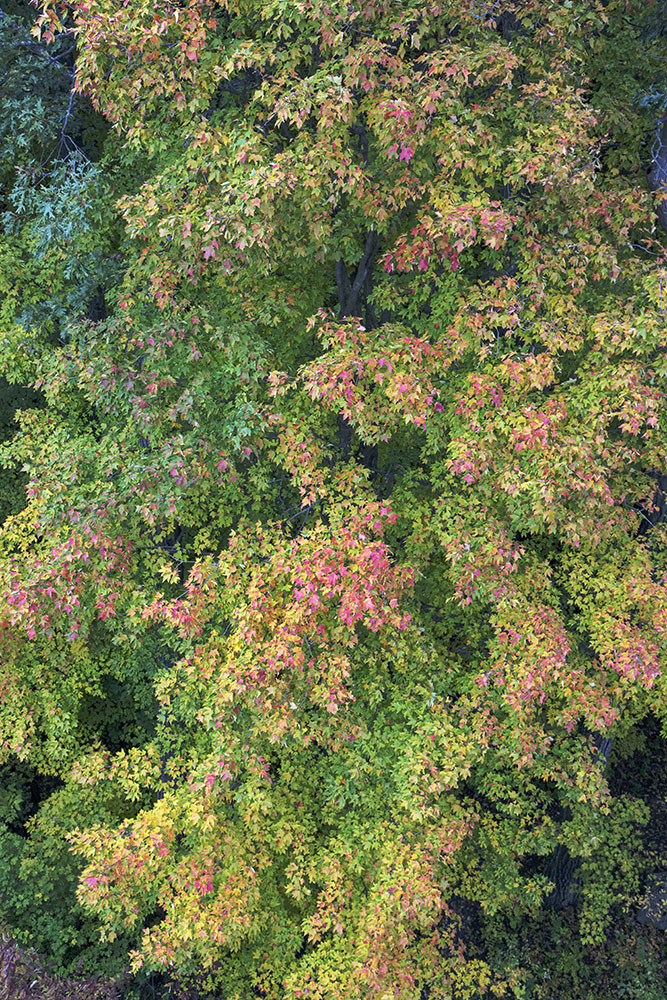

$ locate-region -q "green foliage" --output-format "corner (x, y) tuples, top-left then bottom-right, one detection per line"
(0, 0), (666, 997)
(0, 927), (124, 999)
(482, 909), (667, 1000)
(0, 773), (147, 977)
(0, 379), (42, 524)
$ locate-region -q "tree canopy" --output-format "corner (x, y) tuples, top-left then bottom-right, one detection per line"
(0, 1), (666, 997)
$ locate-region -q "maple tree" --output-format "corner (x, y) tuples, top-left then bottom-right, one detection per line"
(0, 0), (666, 996)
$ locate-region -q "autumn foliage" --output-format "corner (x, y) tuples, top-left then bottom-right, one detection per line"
(0, 0), (666, 996)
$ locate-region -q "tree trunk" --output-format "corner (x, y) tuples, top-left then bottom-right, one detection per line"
(545, 842), (578, 910)
(335, 231), (380, 471)
(648, 116), (667, 233)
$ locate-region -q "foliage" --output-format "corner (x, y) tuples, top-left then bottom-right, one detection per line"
(0, 768), (152, 976)
(0, 379), (42, 524)
(0, 0), (666, 997)
(481, 907), (667, 1000)
(0, 929), (124, 1000)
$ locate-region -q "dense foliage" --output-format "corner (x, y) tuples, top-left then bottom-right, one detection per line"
(0, 0), (666, 996)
